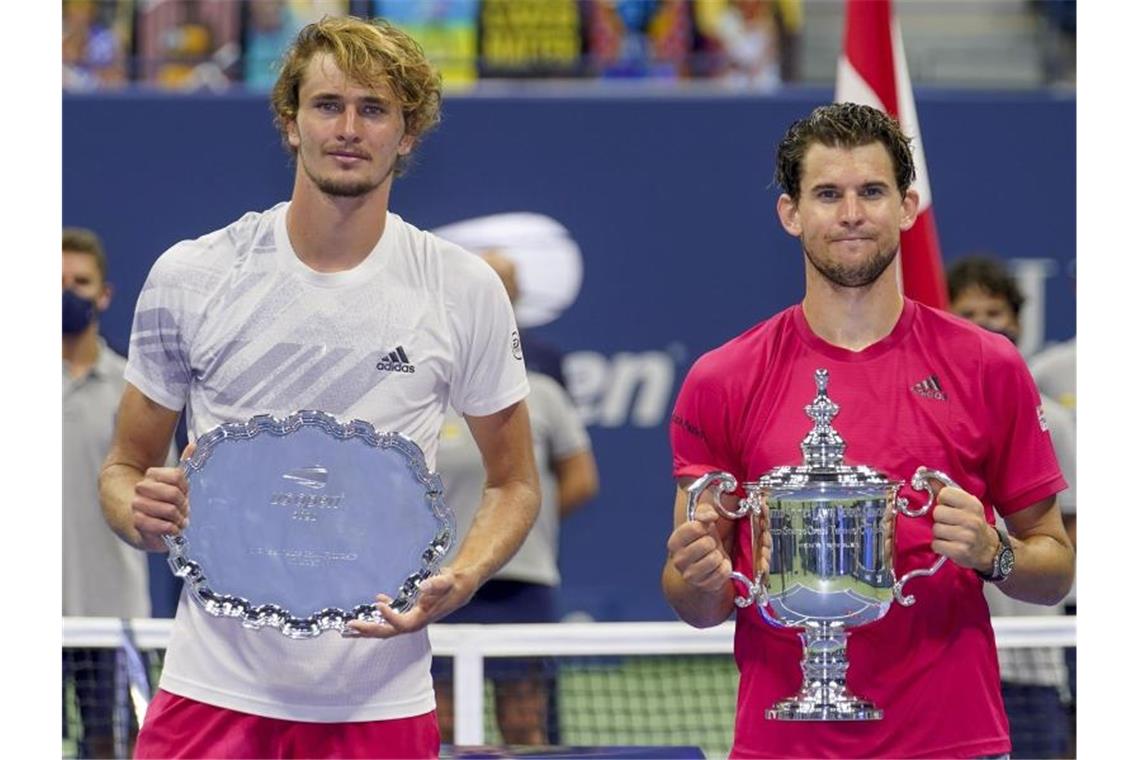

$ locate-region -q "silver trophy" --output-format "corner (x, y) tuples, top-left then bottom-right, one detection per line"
(687, 369), (957, 720)
(164, 411), (454, 639)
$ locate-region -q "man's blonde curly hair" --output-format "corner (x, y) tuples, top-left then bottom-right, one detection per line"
(270, 16), (442, 176)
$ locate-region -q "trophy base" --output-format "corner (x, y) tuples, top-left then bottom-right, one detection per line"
(765, 695), (883, 722)
(767, 624), (885, 721)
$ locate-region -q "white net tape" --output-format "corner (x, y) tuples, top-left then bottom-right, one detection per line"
(63, 616), (1076, 754)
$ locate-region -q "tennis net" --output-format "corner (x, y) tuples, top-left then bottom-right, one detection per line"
(62, 616), (1075, 758)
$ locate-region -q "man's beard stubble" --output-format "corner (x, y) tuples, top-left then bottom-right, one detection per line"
(802, 239), (899, 289)
(301, 152), (397, 199)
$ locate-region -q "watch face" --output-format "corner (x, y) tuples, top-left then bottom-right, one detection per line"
(998, 549), (1015, 577)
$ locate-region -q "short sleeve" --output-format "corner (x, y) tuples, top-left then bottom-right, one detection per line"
(531, 374), (591, 459)
(984, 342), (1068, 516)
(670, 351), (742, 482)
(123, 246), (198, 412)
(446, 254), (530, 417)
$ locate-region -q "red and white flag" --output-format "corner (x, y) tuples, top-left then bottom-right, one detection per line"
(836, 0), (948, 309)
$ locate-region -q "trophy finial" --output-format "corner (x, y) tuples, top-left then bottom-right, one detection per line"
(801, 368), (846, 468)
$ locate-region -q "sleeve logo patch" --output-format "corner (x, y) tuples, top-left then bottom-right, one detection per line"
(671, 414), (705, 440)
(510, 330), (523, 361)
(1037, 404), (1049, 432)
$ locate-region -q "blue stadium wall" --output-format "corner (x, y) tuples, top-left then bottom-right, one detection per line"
(64, 89), (1076, 621)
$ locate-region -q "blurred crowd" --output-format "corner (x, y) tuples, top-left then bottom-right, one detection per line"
(61, 0), (805, 92)
(61, 0), (1080, 95)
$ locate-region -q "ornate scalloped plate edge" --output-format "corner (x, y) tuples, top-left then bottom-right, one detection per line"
(163, 410), (455, 639)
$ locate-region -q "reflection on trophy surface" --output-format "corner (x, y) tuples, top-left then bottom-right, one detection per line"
(687, 368), (957, 721)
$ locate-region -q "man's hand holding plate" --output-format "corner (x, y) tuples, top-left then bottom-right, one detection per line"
(344, 568), (477, 639)
(131, 443), (195, 552)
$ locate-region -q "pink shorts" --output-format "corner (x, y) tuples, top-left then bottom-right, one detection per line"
(135, 689), (440, 759)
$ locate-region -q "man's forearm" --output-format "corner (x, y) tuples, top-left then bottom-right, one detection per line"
(997, 533), (1075, 605)
(447, 479), (541, 590)
(99, 462), (147, 550)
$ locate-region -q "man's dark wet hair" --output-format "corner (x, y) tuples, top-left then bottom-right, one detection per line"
(775, 102), (917, 200)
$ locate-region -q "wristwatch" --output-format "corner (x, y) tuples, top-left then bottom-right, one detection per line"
(979, 525), (1014, 584)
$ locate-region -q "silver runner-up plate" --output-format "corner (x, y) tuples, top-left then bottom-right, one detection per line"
(163, 411), (454, 639)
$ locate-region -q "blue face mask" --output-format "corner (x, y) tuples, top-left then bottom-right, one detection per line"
(63, 289), (96, 335)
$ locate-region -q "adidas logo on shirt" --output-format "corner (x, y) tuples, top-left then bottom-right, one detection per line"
(376, 346), (416, 374)
(911, 374), (946, 401)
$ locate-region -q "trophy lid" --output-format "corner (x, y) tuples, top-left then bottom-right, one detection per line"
(754, 369), (897, 494)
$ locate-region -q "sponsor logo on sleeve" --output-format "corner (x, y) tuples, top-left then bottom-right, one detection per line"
(511, 330), (523, 361)
(671, 414), (705, 440)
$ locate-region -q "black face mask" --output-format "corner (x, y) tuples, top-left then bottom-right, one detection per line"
(984, 325), (1020, 345)
(63, 289), (96, 335)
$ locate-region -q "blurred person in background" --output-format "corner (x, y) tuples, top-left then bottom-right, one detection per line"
(1035, 0), (1076, 85)
(772, 0), (802, 83)
(1029, 337), (1075, 423)
(946, 255), (1075, 552)
(479, 250), (567, 388)
(1026, 287), (1076, 745)
(947, 254), (1075, 759)
(62, 0), (130, 90)
(434, 252), (600, 746)
(432, 213), (586, 391)
(588, 0), (694, 79)
(694, 0), (783, 89)
(153, 14), (224, 89)
(98, 16), (538, 758)
(138, 0), (241, 91)
(244, 0), (303, 89)
(664, 103), (1073, 758)
(63, 227), (151, 758)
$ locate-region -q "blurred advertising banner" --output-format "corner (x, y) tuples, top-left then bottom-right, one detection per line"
(375, 0), (480, 86)
(478, 0), (584, 79)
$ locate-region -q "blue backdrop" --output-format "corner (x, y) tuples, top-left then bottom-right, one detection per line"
(64, 88), (1076, 621)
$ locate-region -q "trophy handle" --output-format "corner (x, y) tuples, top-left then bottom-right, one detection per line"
(731, 570), (769, 610)
(897, 466), (957, 518)
(686, 473), (765, 608)
(685, 471), (748, 522)
(892, 467), (961, 606)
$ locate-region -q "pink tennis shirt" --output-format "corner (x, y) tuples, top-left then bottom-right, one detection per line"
(671, 299), (1065, 759)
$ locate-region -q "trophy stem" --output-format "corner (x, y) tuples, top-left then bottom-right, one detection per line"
(765, 623), (883, 721)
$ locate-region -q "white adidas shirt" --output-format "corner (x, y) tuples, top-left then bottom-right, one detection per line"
(125, 202), (529, 721)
